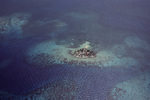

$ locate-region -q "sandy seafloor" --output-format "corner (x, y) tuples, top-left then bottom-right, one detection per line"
(0, 0), (150, 100)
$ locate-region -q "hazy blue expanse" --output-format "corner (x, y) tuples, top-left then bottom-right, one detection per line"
(0, 0), (150, 100)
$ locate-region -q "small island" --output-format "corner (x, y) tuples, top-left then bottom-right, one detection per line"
(73, 48), (96, 59)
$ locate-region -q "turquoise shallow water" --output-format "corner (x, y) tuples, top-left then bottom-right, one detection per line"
(0, 0), (150, 100)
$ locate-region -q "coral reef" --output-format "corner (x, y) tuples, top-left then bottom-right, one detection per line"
(26, 40), (139, 68)
(10, 13), (31, 34)
(29, 80), (77, 100)
(0, 13), (31, 39)
(0, 80), (77, 100)
(123, 36), (150, 67)
(107, 72), (150, 100)
(26, 41), (95, 68)
(124, 36), (150, 51)
(111, 44), (127, 57)
(0, 17), (11, 39)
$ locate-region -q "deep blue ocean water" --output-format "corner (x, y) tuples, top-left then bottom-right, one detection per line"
(0, 0), (150, 100)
